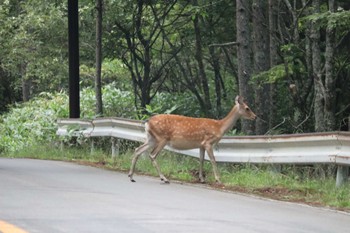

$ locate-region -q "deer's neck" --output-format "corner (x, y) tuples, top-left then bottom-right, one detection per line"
(219, 105), (240, 135)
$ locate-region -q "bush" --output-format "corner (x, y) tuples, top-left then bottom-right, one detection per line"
(0, 83), (202, 153)
(0, 92), (68, 153)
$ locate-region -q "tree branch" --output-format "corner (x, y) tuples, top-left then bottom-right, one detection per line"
(209, 41), (240, 47)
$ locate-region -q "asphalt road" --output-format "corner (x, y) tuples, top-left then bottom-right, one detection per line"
(0, 158), (349, 233)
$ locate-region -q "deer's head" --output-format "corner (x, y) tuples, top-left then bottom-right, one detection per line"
(235, 96), (256, 120)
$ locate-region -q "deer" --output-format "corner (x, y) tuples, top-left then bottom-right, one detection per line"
(128, 95), (256, 184)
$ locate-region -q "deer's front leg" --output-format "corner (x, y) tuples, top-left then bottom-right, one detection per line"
(204, 144), (221, 184)
(199, 147), (205, 183)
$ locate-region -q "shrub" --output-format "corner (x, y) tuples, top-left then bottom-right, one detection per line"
(0, 92), (68, 153)
(0, 83), (202, 153)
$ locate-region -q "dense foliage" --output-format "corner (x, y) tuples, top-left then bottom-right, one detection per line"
(0, 84), (203, 152)
(0, 0), (350, 135)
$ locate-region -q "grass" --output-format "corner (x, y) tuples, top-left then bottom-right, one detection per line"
(3, 143), (350, 211)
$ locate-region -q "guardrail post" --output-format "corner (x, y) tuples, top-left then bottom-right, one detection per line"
(60, 140), (64, 151)
(90, 138), (95, 155)
(269, 164), (281, 174)
(111, 137), (119, 158)
(336, 165), (349, 187)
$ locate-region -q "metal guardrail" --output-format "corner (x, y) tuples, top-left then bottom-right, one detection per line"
(57, 117), (350, 186)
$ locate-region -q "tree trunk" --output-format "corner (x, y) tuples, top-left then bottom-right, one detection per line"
(95, 0), (103, 116)
(136, 0), (152, 111)
(253, 0), (270, 135)
(22, 77), (31, 102)
(311, 0), (325, 132)
(209, 46), (223, 117)
(141, 42), (152, 110)
(324, 0), (336, 130)
(21, 63), (31, 102)
(193, 0), (212, 116)
(236, 0), (254, 134)
(304, 2), (314, 107)
(268, 0), (279, 131)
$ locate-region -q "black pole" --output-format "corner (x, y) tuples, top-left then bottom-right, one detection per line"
(68, 0), (80, 118)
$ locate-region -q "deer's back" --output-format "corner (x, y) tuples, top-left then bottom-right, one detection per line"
(146, 114), (222, 149)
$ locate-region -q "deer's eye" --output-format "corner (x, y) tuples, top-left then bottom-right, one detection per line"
(245, 107), (250, 111)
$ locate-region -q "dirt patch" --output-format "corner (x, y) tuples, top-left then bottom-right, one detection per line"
(219, 185), (329, 209)
(76, 160), (106, 168)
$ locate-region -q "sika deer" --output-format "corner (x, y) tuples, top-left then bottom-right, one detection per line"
(128, 96), (256, 184)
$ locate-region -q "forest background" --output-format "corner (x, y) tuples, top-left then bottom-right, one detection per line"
(0, 0), (350, 136)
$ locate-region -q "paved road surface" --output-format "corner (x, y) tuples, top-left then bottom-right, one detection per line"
(0, 158), (349, 233)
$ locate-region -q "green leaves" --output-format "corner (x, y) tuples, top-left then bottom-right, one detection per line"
(0, 94), (67, 153)
(0, 0), (68, 94)
(301, 10), (350, 31)
(252, 64), (289, 84)
(0, 83), (202, 153)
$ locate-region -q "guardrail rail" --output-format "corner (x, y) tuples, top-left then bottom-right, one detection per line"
(57, 117), (350, 186)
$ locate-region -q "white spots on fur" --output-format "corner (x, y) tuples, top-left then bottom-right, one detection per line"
(147, 115), (223, 150)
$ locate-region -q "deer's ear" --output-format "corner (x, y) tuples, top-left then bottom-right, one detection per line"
(235, 96), (244, 105)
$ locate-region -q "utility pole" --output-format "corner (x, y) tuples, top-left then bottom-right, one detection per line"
(95, 0), (103, 116)
(68, 0), (80, 118)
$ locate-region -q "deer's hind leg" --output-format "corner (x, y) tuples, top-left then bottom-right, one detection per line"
(128, 141), (151, 182)
(149, 139), (169, 183)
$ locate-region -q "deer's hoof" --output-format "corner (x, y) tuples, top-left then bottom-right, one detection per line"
(161, 178), (170, 184)
(128, 174), (136, 182)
